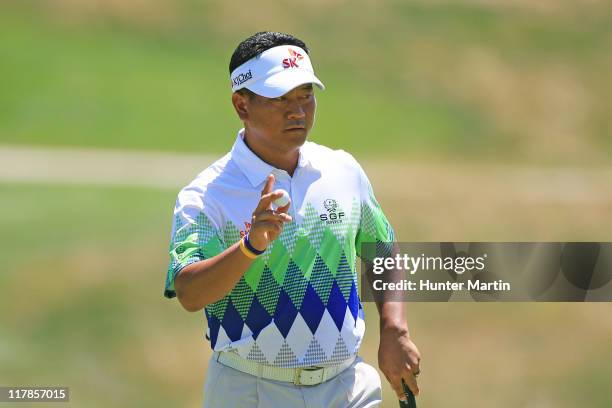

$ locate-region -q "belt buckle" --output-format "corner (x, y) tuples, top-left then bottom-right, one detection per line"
(294, 366), (324, 386)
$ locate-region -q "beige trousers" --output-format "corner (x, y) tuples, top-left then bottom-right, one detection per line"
(202, 352), (382, 408)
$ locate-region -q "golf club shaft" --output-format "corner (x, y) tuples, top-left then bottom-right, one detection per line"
(399, 379), (417, 408)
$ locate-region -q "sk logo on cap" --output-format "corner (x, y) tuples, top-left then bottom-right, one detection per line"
(229, 45), (324, 97)
(282, 48), (304, 69)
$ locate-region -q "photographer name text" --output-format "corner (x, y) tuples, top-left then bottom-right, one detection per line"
(372, 279), (511, 292)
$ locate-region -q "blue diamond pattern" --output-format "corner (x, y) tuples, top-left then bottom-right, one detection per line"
(274, 289), (298, 338)
(221, 298), (244, 342)
(245, 296), (272, 340)
(300, 283), (325, 334)
(347, 280), (359, 323)
(326, 281), (347, 331)
(208, 314), (221, 348)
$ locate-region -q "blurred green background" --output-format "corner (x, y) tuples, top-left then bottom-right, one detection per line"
(1, 1), (611, 407)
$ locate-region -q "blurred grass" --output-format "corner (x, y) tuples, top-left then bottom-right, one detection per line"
(0, 184), (201, 407)
(1, 1), (611, 162)
(0, 7), (490, 159)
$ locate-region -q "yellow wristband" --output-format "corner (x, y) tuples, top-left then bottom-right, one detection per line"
(239, 237), (258, 259)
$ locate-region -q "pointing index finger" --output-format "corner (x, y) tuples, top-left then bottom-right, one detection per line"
(261, 174), (275, 197)
(255, 191), (284, 214)
(254, 175), (279, 214)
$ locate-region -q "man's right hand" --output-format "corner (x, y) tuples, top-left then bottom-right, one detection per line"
(174, 174), (293, 311)
(248, 174), (292, 251)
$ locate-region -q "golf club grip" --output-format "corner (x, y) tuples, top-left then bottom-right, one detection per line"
(399, 379), (417, 408)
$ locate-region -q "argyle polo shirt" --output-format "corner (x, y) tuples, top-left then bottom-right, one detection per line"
(164, 129), (395, 368)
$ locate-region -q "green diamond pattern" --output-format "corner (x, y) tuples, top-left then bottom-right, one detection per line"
(359, 204), (378, 243)
(319, 228), (342, 277)
(201, 238), (224, 259)
(244, 257), (265, 293)
(355, 189), (395, 261)
(165, 213), (225, 296)
(303, 203), (325, 249)
(206, 296), (228, 320)
(279, 216), (299, 254)
(268, 240), (290, 286)
(310, 255), (335, 304)
(257, 266), (281, 315)
(291, 232), (317, 281)
(326, 202), (349, 247)
(222, 220), (241, 248)
(344, 225), (357, 272)
(230, 278), (255, 320)
(283, 260), (309, 310)
(336, 251), (356, 300)
(350, 198), (361, 231)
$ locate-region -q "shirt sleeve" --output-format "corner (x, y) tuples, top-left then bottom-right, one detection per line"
(164, 186), (225, 299)
(355, 163), (396, 262)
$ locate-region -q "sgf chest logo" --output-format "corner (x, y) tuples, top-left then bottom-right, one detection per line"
(320, 199), (345, 224)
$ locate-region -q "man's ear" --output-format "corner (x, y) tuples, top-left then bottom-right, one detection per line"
(232, 92), (249, 121)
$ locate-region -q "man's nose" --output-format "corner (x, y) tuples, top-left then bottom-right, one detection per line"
(287, 100), (306, 119)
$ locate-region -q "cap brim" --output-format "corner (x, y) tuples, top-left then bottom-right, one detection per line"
(246, 69), (325, 98)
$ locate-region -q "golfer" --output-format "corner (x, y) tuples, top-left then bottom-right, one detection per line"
(164, 31), (421, 407)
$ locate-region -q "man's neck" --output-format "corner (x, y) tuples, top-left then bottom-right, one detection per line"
(243, 130), (300, 177)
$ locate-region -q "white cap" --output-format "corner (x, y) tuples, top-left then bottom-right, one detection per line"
(230, 45), (325, 98)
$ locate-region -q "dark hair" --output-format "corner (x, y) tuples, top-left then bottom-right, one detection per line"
(229, 31), (309, 74)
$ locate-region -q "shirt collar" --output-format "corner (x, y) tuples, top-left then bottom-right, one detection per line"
(231, 129), (312, 188)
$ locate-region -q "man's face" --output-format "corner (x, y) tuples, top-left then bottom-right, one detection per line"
(234, 84), (317, 152)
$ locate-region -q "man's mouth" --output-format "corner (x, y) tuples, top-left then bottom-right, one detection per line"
(285, 125), (306, 131)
